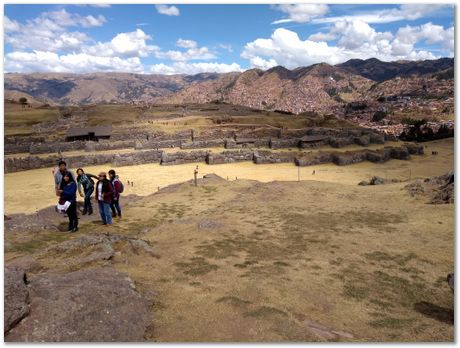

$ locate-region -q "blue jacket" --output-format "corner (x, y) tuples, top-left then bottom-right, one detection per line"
(61, 182), (77, 203)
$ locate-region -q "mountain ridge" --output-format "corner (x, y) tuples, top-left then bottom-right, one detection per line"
(4, 58), (454, 113)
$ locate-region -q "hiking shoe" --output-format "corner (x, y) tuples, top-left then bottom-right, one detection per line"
(70, 227), (79, 233)
(88, 210), (93, 215)
(82, 210), (87, 215)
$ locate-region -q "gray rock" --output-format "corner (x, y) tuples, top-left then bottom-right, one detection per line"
(198, 219), (223, 230)
(354, 135), (370, 146)
(369, 176), (385, 185)
(4, 267), (30, 333)
(7, 256), (42, 273)
(447, 273), (454, 292)
(5, 267), (151, 342)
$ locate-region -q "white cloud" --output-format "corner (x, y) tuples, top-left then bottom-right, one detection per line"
(176, 39), (197, 49)
(272, 4), (329, 24)
(218, 44), (233, 53)
(89, 4), (111, 8)
(156, 41), (216, 62)
(4, 50), (144, 73)
(149, 62), (242, 75)
(4, 10), (106, 52)
(241, 23), (447, 70)
(248, 57), (278, 70)
(313, 4), (453, 24)
(308, 31), (336, 42)
(155, 4), (180, 16)
(4, 16), (20, 32)
(84, 29), (159, 58)
(393, 22), (454, 57)
(79, 14), (107, 28)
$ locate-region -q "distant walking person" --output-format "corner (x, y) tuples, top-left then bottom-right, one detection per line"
(108, 169), (123, 218)
(53, 160), (76, 194)
(58, 173), (78, 232)
(95, 172), (113, 226)
(76, 168), (98, 215)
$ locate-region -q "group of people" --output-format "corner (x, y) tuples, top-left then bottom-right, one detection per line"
(53, 160), (124, 232)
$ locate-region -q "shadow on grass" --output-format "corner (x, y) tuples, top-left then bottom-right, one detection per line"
(414, 301), (454, 325)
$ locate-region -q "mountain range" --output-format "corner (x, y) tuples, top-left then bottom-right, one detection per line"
(4, 58), (454, 114)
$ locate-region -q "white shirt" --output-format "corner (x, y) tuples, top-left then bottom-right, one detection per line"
(98, 182), (103, 201)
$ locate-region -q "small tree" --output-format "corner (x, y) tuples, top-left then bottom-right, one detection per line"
(19, 97), (28, 109)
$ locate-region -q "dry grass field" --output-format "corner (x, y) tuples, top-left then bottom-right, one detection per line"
(4, 137), (454, 342)
(4, 138), (452, 215)
(4, 103), (60, 136)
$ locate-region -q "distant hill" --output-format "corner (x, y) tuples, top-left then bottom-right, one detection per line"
(337, 57), (454, 82)
(4, 58), (453, 113)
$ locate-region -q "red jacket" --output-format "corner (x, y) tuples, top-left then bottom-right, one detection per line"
(95, 179), (113, 203)
(111, 177), (122, 200)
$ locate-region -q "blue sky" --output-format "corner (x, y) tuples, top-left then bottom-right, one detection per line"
(3, 4), (455, 74)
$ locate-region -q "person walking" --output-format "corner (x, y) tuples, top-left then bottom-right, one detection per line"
(95, 172), (113, 226)
(108, 169), (123, 218)
(58, 173), (78, 232)
(76, 168), (98, 215)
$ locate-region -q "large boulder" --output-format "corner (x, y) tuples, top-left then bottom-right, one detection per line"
(329, 137), (354, 148)
(4, 267), (30, 334)
(5, 267), (151, 342)
(404, 143), (424, 155)
(390, 147), (410, 160)
(354, 135), (370, 146)
(369, 133), (385, 144)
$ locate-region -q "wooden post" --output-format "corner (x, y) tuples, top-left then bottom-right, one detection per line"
(194, 166), (198, 186)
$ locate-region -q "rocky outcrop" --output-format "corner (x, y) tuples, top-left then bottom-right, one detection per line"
(85, 140), (135, 152)
(5, 267), (151, 342)
(39, 234), (158, 271)
(5, 150), (162, 173)
(5, 142), (424, 173)
(181, 139), (225, 149)
(206, 150), (253, 165)
(329, 137), (354, 148)
(270, 138), (300, 149)
(4, 267), (30, 334)
(224, 138), (271, 149)
(296, 144), (423, 167)
(160, 150), (207, 165)
(5, 136), (46, 155)
(358, 176), (401, 186)
(405, 171), (454, 204)
(295, 152), (332, 167)
(135, 139), (183, 150)
(29, 141), (86, 155)
(253, 151), (297, 164)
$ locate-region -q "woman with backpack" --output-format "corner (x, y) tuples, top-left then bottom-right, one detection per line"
(58, 173), (78, 232)
(108, 169), (123, 218)
(76, 168), (98, 215)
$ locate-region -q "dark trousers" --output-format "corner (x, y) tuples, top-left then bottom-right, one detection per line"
(67, 201), (78, 230)
(110, 198), (122, 217)
(83, 186), (94, 213)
